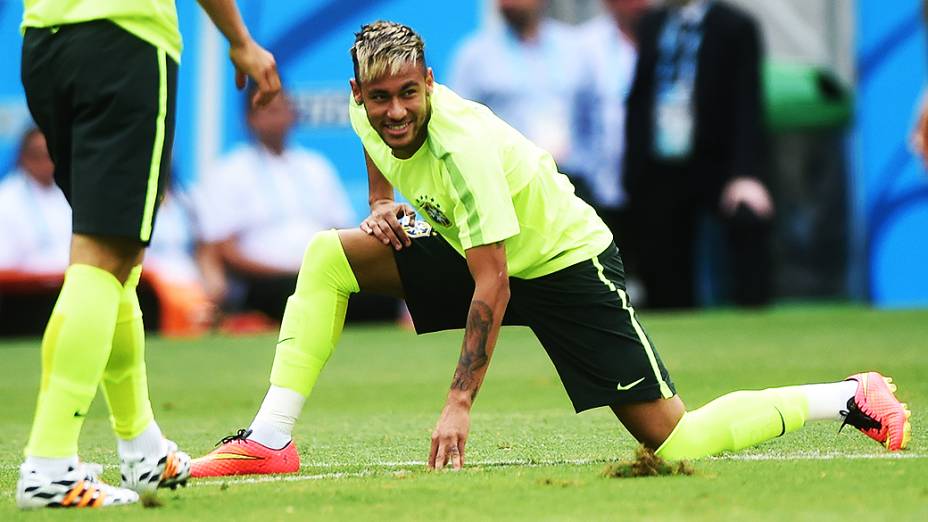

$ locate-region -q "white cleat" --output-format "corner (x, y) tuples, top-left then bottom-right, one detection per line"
(121, 439), (191, 494)
(16, 461), (139, 509)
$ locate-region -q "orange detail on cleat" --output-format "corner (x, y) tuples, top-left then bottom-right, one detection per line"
(191, 431), (299, 478)
(843, 372), (912, 451)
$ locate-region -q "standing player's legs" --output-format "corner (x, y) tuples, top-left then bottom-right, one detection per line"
(191, 229), (403, 477)
(17, 21), (187, 509)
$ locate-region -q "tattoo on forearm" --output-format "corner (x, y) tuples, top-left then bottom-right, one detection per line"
(451, 300), (493, 400)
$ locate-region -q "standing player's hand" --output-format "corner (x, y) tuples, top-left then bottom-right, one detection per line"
(361, 201), (415, 250)
(429, 401), (470, 471)
(229, 39), (281, 108)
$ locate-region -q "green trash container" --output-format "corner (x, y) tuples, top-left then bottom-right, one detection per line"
(764, 61), (853, 132)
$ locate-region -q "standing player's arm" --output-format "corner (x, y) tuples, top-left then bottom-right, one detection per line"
(361, 149), (413, 249)
(429, 242), (510, 470)
(196, 0), (281, 107)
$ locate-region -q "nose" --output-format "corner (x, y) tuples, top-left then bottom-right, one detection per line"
(386, 98), (406, 121)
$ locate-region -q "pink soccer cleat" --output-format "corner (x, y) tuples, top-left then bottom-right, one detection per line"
(190, 429), (300, 478)
(841, 372), (912, 451)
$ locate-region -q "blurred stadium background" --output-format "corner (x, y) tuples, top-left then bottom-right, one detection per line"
(0, 0), (925, 315)
(0, 2), (926, 518)
(2, 0), (926, 312)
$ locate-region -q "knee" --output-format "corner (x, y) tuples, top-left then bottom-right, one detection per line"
(71, 234), (144, 283)
(294, 230), (358, 295)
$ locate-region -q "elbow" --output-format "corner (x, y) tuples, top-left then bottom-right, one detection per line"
(495, 272), (511, 308)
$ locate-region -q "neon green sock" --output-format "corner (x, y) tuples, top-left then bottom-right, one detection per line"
(270, 230), (359, 397)
(656, 388), (809, 461)
(25, 264), (122, 458)
(101, 265), (154, 440)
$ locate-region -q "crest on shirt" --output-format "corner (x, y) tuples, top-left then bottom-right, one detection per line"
(415, 195), (452, 227)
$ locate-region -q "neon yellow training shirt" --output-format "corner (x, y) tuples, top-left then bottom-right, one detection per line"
(349, 83), (613, 280)
(22, 0), (182, 63)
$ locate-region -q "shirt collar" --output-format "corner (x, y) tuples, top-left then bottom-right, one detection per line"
(676, 0), (711, 25)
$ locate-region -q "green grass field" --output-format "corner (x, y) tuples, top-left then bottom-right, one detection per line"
(1, 305), (926, 520)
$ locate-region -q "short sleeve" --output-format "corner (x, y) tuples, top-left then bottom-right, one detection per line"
(441, 142), (519, 250)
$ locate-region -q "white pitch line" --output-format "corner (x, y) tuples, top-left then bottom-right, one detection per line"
(712, 452), (927, 461)
(299, 452), (926, 469)
(186, 452), (927, 488)
(0, 452), (928, 476)
(2, 452), (924, 475)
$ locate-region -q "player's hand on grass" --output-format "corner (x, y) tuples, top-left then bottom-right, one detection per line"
(229, 39), (281, 108)
(361, 201), (415, 250)
(429, 401), (470, 471)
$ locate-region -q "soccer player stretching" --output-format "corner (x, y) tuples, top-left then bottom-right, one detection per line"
(16, 0), (280, 509)
(193, 21), (910, 477)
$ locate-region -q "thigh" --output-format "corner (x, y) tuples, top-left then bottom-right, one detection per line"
(513, 244), (676, 413)
(338, 229), (404, 298)
(62, 21), (178, 244)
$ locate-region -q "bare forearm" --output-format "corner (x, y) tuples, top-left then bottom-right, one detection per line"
(448, 284), (509, 406)
(218, 239), (291, 277)
(197, 0), (251, 47)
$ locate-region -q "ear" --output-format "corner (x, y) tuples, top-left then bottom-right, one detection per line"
(425, 67), (435, 94)
(349, 78), (362, 104)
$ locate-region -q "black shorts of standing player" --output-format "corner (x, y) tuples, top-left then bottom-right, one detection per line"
(21, 20), (178, 245)
(395, 234), (676, 413)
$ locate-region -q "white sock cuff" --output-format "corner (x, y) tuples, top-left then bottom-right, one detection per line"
(117, 420), (165, 459)
(248, 385), (305, 449)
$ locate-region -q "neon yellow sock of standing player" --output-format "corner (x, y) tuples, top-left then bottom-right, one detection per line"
(102, 265), (156, 442)
(25, 264), (122, 458)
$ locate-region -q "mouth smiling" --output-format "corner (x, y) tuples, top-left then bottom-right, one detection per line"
(383, 121), (411, 137)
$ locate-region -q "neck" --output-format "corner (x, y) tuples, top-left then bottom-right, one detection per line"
(512, 17), (541, 42)
(260, 139), (285, 155)
(615, 18), (637, 46)
(24, 171), (54, 188)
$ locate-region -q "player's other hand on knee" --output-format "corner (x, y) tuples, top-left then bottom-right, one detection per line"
(361, 201), (414, 251)
(428, 403), (470, 471)
(230, 39), (281, 108)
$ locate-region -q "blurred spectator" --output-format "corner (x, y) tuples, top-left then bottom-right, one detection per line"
(0, 128), (70, 274)
(449, 0), (592, 192)
(0, 128), (69, 335)
(194, 87), (356, 321)
(143, 184), (215, 337)
(580, 0), (651, 289)
(624, 0), (773, 309)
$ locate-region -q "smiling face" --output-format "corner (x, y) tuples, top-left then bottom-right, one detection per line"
(351, 62), (433, 159)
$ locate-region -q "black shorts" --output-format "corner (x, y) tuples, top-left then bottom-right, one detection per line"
(21, 20), (178, 244)
(395, 234), (676, 413)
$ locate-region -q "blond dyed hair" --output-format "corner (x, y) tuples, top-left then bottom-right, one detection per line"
(350, 21), (427, 83)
